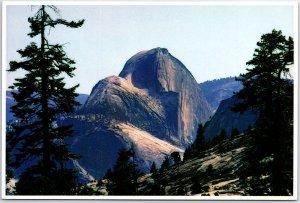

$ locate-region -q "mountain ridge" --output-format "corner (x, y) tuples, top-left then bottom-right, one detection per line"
(7, 48), (255, 181)
(204, 95), (258, 139)
(6, 91), (89, 123)
(64, 47), (213, 179)
(199, 77), (243, 112)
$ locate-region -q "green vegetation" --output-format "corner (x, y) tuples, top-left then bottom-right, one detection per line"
(233, 29), (293, 195)
(150, 162), (158, 177)
(181, 29), (293, 196)
(171, 152), (181, 165)
(183, 124), (208, 161)
(194, 124), (206, 153)
(6, 12), (293, 196)
(191, 175), (202, 194)
(183, 125), (228, 161)
(7, 5), (84, 195)
(105, 147), (142, 195)
(230, 128), (240, 139)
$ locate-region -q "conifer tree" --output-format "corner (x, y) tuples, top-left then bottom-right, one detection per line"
(210, 128), (227, 147)
(191, 175), (202, 194)
(219, 129), (227, 140)
(7, 5), (84, 195)
(171, 151), (181, 165)
(103, 168), (113, 180)
(183, 124), (208, 161)
(150, 162), (158, 175)
(183, 145), (193, 162)
(230, 128), (240, 139)
(194, 123), (206, 152)
(233, 29), (293, 195)
(107, 147), (141, 195)
(159, 156), (170, 173)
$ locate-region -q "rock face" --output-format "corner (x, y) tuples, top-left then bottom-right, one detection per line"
(138, 133), (254, 196)
(114, 123), (184, 171)
(199, 78), (258, 140)
(65, 47), (212, 179)
(61, 114), (184, 179)
(204, 96), (258, 139)
(199, 77), (243, 112)
(80, 76), (171, 141)
(82, 48), (212, 146)
(119, 48), (212, 144)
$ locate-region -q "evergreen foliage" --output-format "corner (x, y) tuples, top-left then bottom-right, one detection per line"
(191, 175), (202, 194)
(208, 128), (228, 147)
(233, 29), (293, 195)
(171, 152), (181, 165)
(183, 123), (208, 161)
(72, 183), (100, 195)
(231, 128), (240, 139)
(150, 183), (165, 195)
(159, 156), (170, 173)
(105, 147), (142, 195)
(103, 168), (113, 180)
(206, 164), (213, 176)
(183, 145), (193, 162)
(7, 5), (84, 195)
(149, 162), (165, 195)
(176, 186), (186, 195)
(194, 123), (206, 153)
(219, 129), (227, 140)
(15, 166), (78, 195)
(150, 162), (158, 177)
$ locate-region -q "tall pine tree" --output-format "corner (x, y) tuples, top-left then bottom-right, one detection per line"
(106, 147), (141, 195)
(194, 123), (206, 153)
(7, 5), (84, 195)
(233, 29), (293, 195)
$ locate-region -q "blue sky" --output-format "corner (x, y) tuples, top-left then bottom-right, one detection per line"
(6, 5), (294, 94)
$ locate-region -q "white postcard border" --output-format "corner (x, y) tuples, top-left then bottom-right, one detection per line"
(1, 0), (298, 200)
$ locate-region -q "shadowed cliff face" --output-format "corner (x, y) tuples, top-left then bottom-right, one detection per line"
(204, 96), (258, 140)
(66, 48), (213, 179)
(119, 48), (212, 144)
(81, 75), (175, 141)
(82, 48), (212, 146)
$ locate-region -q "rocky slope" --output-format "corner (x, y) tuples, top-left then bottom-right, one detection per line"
(61, 48), (212, 179)
(60, 113), (184, 179)
(199, 77), (243, 112)
(80, 76), (172, 141)
(138, 132), (280, 196)
(137, 133), (252, 195)
(83, 131), (292, 196)
(92, 133), (267, 196)
(204, 96), (258, 139)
